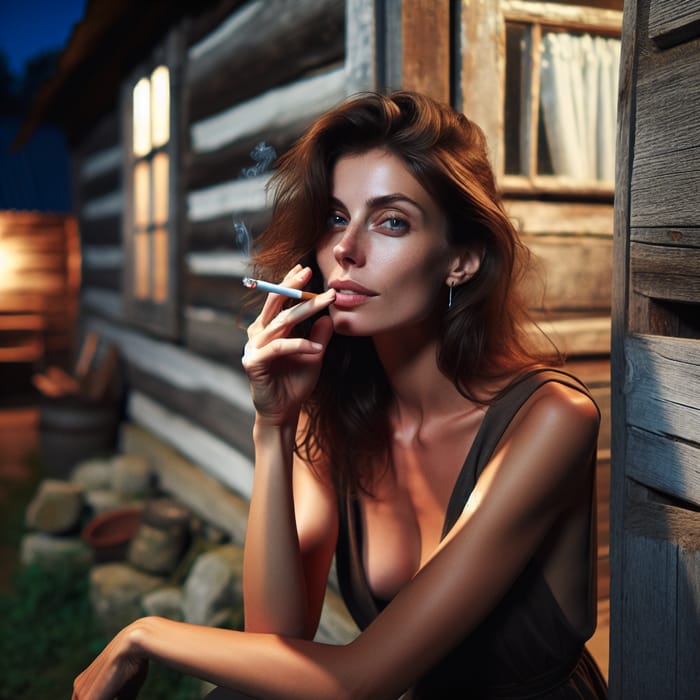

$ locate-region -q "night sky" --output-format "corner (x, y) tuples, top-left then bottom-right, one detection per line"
(0, 0), (86, 75)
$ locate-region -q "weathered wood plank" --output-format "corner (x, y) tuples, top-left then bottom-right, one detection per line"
(121, 422), (250, 545)
(626, 334), (700, 411)
(625, 499), (700, 549)
(187, 209), (270, 250)
(188, 175), (269, 223)
(80, 214), (121, 246)
(677, 547), (700, 698)
(621, 534), (677, 698)
(81, 289), (123, 320)
(505, 200), (614, 236)
(128, 391), (254, 499)
(345, 0), (378, 92)
(186, 0), (345, 121)
(184, 274), (255, 314)
(127, 362), (254, 460)
(631, 240), (700, 302)
(189, 68), (346, 156)
(630, 227), (700, 248)
(522, 235), (613, 311)
(649, 0), (700, 48)
(184, 306), (249, 365)
(627, 426), (700, 507)
(85, 316), (254, 414)
(459, 0), (503, 170)
(400, 0), (450, 102)
(630, 148), (700, 228)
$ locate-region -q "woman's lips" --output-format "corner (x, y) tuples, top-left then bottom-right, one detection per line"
(329, 281), (377, 308)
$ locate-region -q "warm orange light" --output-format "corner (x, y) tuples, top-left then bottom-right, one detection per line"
(153, 227), (168, 302)
(133, 78), (151, 156)
(151, 66), (170, 148)
(134, 231), (150, 299)
(152, 152), (169, 224)
(134, 161), (151, 227)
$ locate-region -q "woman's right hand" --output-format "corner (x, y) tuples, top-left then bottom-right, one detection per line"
(242, 265), (335, 427)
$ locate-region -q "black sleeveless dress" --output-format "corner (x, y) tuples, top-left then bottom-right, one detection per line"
(336, 369), (608, 698)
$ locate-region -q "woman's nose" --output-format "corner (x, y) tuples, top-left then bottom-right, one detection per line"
(333, 224), (365, 266)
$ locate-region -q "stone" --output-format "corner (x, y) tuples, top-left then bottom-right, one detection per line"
(83, 488), (125, 515)
(127, 523), (184, 575)
(70, 458), (113, 490)
(111, 454), (153, 498)
(25, 479), (84, 534)
(141, 586), (184, 621)
(19, 531), (93, 571)
(89, 562), (163, 634)
(182, 544), (243, 626)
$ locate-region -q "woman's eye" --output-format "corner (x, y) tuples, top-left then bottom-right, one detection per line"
(379, 216), (409, 233)
(326, 213), (347, 228)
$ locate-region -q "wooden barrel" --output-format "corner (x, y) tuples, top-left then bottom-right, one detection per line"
(39, 397), (118, 478)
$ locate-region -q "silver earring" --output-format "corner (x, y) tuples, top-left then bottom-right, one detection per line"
(448, 282), (454, 309)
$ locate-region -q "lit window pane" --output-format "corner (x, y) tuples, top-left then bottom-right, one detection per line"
(134, 161), (151, 227)
(134, 231), (150, 299)
(133, 78), (151, 156)
(151, 66), (170, 148)
(153, 228), (168, 302)
(152, 152), (169, 224)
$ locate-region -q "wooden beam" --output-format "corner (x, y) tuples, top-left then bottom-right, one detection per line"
(186, 0), (345, 121)
(400, 0), (451, 103)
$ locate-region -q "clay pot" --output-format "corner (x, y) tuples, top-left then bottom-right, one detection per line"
(83, 506), (143, 562)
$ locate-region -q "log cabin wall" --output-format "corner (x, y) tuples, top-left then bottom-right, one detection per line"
(0, 211), (80, 369)
(70, 3), (617, 643)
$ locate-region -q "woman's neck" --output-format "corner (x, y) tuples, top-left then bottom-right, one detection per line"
(373, 327), (471, 437)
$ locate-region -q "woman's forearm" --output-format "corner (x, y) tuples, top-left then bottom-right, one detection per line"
(243, 419), (309, 636)
(130, 617), (358, 700)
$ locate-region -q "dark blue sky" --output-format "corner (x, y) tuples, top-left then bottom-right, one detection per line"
(0, 0), (86, 74)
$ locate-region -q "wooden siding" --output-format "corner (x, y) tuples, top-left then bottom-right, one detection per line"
(0, 212), (80, 366)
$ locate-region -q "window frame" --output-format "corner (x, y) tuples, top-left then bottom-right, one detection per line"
(459, 0), (622, 198)
(121, 30), (183, 338)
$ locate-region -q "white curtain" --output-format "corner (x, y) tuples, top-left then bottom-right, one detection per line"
(539, 32), (621, 181)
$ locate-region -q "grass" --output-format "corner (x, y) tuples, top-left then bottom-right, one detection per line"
(0, 447), (203, 699)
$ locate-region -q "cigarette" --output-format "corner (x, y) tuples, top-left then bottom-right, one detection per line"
(242, 277), (318, 300)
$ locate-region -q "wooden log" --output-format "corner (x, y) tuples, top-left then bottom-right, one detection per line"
(505, 200), (614, 236)
(185, 274), (257, 314)
(648, 0), (700, 48)
(126, 363), (254, 459)
(128, 391), (254, 499)
(399, 0), (451, 102)
(184, 306), (249, 364)
(631, 241), (700, 303)
(82, 190), (122, 221)
(188, 175), (269, 223)
(186, 0), (345, 121)
(521, 235), (613, 311)
(187, 209), (271, 250)
(189, 67), (346, 156)
(80, 214), (121, 246)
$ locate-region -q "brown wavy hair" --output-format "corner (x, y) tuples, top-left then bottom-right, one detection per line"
(252, 91), (559, 494)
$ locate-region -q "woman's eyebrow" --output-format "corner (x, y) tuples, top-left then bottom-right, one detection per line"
(330, 194), (426, 215)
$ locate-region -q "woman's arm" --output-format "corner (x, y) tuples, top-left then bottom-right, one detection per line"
(240, 266), (338, 638)
(243, 419), (338, 638)
(73, 385), (599, 700)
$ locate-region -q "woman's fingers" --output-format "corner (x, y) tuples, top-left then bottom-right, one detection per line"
(249, 288), (335, 350)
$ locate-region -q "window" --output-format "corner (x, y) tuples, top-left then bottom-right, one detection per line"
(457, 1), (622, 195)
(498, 2), (622, 194)
(124, 58), (178, 336)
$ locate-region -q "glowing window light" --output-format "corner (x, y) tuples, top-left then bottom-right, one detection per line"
(133, 161), (151, 227)
(151, 66), (170, 148)
(133, 78), (151, 156)
(153, 227), (168, 302)
(152, 152), (169, 224)
(134, 231), (150, 299)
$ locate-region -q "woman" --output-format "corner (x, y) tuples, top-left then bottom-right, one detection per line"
(73, 91), (607, 699)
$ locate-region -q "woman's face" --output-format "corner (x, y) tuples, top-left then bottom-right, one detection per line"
(315, 148), (455, 338)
